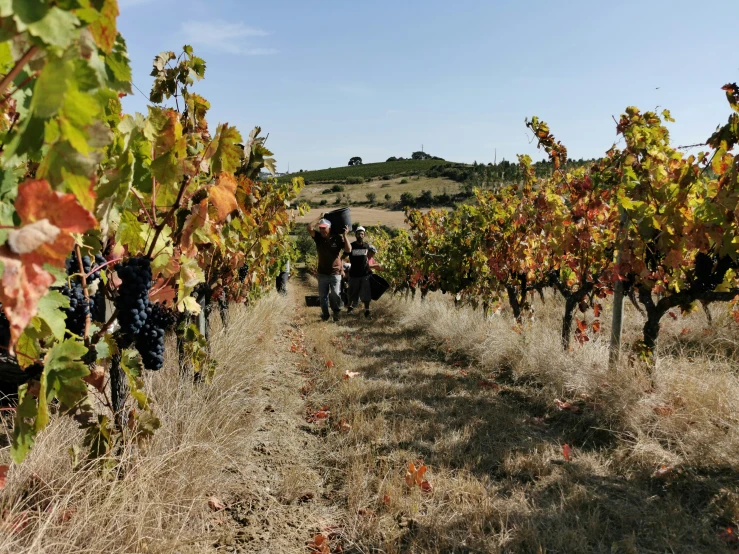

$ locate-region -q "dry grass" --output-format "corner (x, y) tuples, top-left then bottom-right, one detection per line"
(0, 295), (291, 553)
(300, 282), (739, 553)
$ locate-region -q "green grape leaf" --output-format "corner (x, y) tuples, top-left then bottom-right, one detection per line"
(36, 289), (69, 340)
(117, 209), (146, 253)
(206, 123), (243, 175)
(120, 348), (149, 408)
(40, 338), (90, 412)
(10, 383), (37, 463)
(30, 55), (71, 118)
(26, 7), (80, 49)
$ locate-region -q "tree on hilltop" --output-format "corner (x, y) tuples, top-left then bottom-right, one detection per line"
(348, 156), (363, 166)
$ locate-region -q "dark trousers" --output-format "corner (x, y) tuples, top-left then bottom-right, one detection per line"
(276, 271), (289, 295)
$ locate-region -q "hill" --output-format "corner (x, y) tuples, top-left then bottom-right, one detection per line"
(278, 158), (463, 183)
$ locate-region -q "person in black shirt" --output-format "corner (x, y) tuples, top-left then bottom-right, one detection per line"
(308, 215), (351, 321)
(345, 226), (376, 317)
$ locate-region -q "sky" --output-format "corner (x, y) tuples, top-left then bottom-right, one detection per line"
(118, 0), (739, 172)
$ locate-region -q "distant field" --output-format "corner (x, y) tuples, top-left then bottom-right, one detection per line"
(298, 175), (463, 206)
(279, 159), (463, 183)
(295, 207), (411, 228)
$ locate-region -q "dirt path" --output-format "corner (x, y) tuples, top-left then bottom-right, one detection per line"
(212, 298), (343, 553)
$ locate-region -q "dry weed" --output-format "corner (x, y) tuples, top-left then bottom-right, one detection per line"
(0, 294), (289, 553)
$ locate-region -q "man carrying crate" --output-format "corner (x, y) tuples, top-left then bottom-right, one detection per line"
(308, 214), (351, 321)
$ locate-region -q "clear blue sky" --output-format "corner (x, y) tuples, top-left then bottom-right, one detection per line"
(119, 0), (738, 172)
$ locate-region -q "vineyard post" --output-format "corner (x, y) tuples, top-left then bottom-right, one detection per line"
(609, 208), (627, 369)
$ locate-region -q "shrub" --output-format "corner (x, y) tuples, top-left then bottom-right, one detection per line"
(381, 175), (392, 181)
(386, 156), (398, 162)
(322, 188), (332, 194)
(346, 176), (363, 185)
(399, 178), (409, 184)
(331, 184), (345, 192)
(426, 170), (439, 178)
(366, 192), (377, 203)
(400, 192), (416, 206)
(419, 190), (434, 205)
(384, 193), (392, 201)
(319, 199), (328, 206)
(335, 195), (342, 204)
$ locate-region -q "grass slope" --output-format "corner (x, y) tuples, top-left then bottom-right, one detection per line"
(280, 159), (463, 183)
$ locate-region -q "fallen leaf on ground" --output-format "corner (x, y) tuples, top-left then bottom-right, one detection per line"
(554, 399), (581, 413)
(563, 443), (572, 462)
(339, 419), (351, 432)
(308, 534), (330, 553)
(382, 494), (391, 504)
(652, 465), (673, 478)
(0, 465), (8, 490)
(653, 405), (673, 416)
(344, 370), (359, 379)
(208, 496), (225, 511)
(420, 480), (433, 493)
(325, 359), (334, 368)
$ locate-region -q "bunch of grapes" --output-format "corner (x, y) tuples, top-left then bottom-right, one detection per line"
(114, 257), (152, 336)
(61, 251), (108, 336)
(238, 264), (249, 281)
(135, 303), (176, 371)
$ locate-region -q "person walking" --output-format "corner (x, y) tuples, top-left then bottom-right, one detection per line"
(275, 255), (290, 296)
(308, 215), (351, 321)
(345, 226), (377, 318)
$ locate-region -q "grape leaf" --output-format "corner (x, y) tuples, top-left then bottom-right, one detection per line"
(0, 251), (56, 350)
(209, 173), (238, 222)
(88, 0), (118, 54)
(30, 55), (71, 118)
(26, 7), (80, 49)
(206, 124), (242, 175)
(10, 383), (37, 463)
(36, 289), (69, 340)
(13, 179), (97, 268)
(117, 210), (146, 254)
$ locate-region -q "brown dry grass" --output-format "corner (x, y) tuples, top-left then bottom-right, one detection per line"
(0, 295), (303, 553)
(299, 282), (739, 553)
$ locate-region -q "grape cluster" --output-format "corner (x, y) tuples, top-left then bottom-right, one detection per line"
(114, 257), (152, 336)
(238, 264), (249, 281)
(135, 303), (176, 371)
(61, 251), (107, 335)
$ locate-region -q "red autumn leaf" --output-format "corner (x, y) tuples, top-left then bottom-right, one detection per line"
(593, 303), (602, 317)
(308, 534), (330, 554)
(563, 444), (572, 461)
(591, 320), (601, 333)
(209, 173), (239, 222)
(325, 359), (334, 368)
(11, 179), (97, 268)
(1, 509), (29, 534)
(382, 494), (391, 504)
(653, 404), (673, 416)
(0, 251), (55, 352)
(576, 318), (588, 332)
(420, 480), (433, 493)
(719, 526), (739, 544)
(149, 277), (177, 305)
(207, 496), (225, 511)
(0, 465), (8, 491)
(554, 399), (581, 413)
(478, 379), (500, 391)
(313, 410), (329, 419)
(668, 311), (677, 320)
(680, 328), (689, 335)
